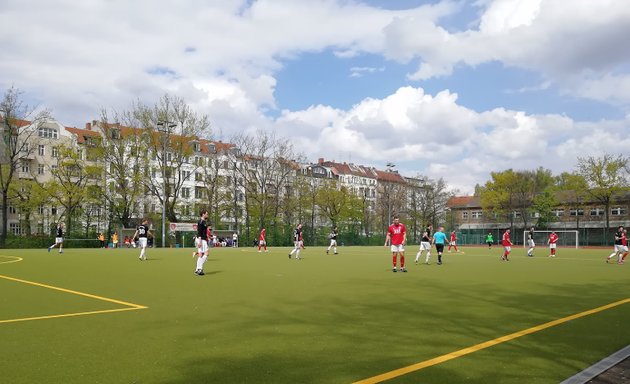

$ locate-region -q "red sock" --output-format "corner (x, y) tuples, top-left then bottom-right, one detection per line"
(455, 246), (459, 251)
(258, 246), (261, 251)
(392, 255), (397, 267)
(623, 252), (628, 261)
(264, 245), (267, 250)
(400, 255), (405, 268)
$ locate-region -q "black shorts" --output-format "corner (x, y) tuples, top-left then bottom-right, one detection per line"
(436, 244), (445, 253)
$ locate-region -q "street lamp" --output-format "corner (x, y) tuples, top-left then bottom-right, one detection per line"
(157, 120), (176, 248)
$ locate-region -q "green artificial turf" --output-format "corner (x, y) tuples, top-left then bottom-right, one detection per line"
(0, 245), (628, 383)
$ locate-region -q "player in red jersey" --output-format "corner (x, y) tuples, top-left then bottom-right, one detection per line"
(547, 231), (558, 257)
(621, 229), (628, 264)
(258, 227), (267, 252)
(447, 230), (459, 253)
(384, 215), (407, 272)
(501, 229), (512, 261)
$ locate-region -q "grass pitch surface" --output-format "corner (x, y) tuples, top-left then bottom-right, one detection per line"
(1, 245), (628, 383)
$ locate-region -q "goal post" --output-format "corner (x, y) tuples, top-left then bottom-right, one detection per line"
(523, 230), (579, 249)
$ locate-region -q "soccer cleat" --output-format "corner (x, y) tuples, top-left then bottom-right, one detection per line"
(326, 250), (329, 254)
(437, 262), (442, 265)
(47, 247), (51, 253)
(288, 254), (291, 259)
(392, 267), (397, 272)
(334, 252), (338, 255)
(139, 256), (143, 261)
(401, 268), (407, 272)
(258, 250), (261, 253)
(59, 251), (63, 254)
(198, 271), (205, 275)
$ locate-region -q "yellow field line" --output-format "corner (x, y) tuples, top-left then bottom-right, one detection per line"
(0, 255), (23, 265)
(0, 274), (147, 309)
(0, 307), (142, 324)
(353, 297), (630, 384)
(0, 255), (147, 324)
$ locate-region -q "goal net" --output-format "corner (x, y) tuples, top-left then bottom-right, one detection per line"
(523, 230), (579, 248)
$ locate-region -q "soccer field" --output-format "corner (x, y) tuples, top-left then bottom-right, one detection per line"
(1, 245), (628, 383)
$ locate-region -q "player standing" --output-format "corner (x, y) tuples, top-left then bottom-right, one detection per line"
(384, 215), (407, 272)
(131, 219), (151, 261)
(432, 226), (450, 265)
(258, 227), (267, 252)
(194, 210), (209, 275)
(547, 231), (558, 257)
(526, 226), (535, 257)
(501, 228), (512, 261)
(47, 222), (64, 254)
(485, 232), (494, 249)
(447, 230), (459, 253)
(326, 226), (338, 255)
(607, 226), (624, 264)
(415, 223), (432, 264)
(288, 224), (302, 260)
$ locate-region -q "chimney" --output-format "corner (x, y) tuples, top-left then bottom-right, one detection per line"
(318, 157), (324, 165)
(86, 122), (92, 130)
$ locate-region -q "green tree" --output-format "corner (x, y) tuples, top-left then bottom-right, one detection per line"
(7, 178), (47, 236)
(0, 86), (50, 245)
(576, 155), (629, 231)
(554, 172), (589, 230)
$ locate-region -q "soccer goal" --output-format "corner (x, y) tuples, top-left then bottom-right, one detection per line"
(523, 230), (579, 248)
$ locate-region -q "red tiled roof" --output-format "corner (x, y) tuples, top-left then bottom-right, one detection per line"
(447, 196), (481, 208)
(65, 126), (100, 144)
(375, 169), (406, 184)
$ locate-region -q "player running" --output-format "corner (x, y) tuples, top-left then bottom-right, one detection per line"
(47, 222), (64, 254)
(527, 226), (535, 257)
(415, 223), (432, 264)
(385, 215), (407, 272)
(326, 226), (338, 255)
(447, 230), (459, 253)
(288, 224), (303, 260)
(433, 226), (450, 265)
(607, 226), (625, 264)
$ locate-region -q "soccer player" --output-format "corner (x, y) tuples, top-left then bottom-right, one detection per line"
(607, 226), (624, 264)
(232, 232), (238, 247)
(547, 231), (558, 257)
(131, 219), (151, 261)
(621, 229), (628, 264)
(48, 222), (64, 254)
(432, 226), (450, 265)
(501, 229), (512, 261)
(194, 210), (209, 275)
(326, 226), (338, 255)
(384, 215), (407, 272)
(98, 232), (105, 248)
(447, 230), (459, 253)
(288, 224), (302, 260)
(415, 223), (432, 264)
(112, 232), (119, 249)
(258, 227), (268, 252)
(485, 232), (494, 249)
(527, 226), (535, 257)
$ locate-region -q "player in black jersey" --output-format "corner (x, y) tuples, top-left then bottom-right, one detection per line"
(415, 224), (433, 264)
(607, 225), (624, 263)
(288, 224), (302, 260)
(194, 210), (209, 275)
(47, 222), (64, 253)
(132, 218), (152, 261)
(326, 226), (338, 255)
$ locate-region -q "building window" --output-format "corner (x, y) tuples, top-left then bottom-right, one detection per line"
(182, 188), (190, 198)
(110, 129), (120, 139)
(195, 172), (203, 182)
(38, 204), (45, 215)
(52, 147), (59, 158)
(570, 208), (584, 216)
(552, 209), (564, 216)
(194, 143), (201, 152)
(51, 207), (57, 215)
(611, 207), (627, 216)
(38, 144), (45, 156)
(512, 211), (521, 218)
(21, 160), (30, 173)
(472, 211), (483, 219)
(589, 208), (604, 216)
(8, 205), (17, 214)
(38, 127), (58, 139)
(151, 204), (156, 213)
(38, 164), (45, 175)
(9, 223), (22, 235)
(462, 211), (469, 220)
(195, 187), (205, 199)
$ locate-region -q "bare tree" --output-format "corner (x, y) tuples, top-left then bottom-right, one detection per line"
(0, 86), (50, 244)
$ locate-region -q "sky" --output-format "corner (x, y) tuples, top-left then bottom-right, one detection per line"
(2, 0), (630, 193)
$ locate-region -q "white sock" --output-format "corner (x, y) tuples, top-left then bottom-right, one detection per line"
(425, 252), (431, 263)
(415, 251), (421, 262)
(140, 248), (146, 259)
(334, 247), (337, 253)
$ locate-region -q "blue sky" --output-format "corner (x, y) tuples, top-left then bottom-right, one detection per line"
(1, 0), (629, 192)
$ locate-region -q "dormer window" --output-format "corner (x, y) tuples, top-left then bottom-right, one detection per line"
(194, 142), (201, 152)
